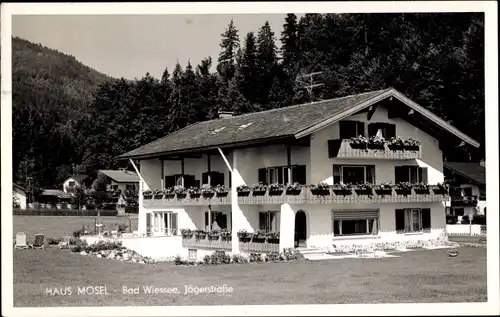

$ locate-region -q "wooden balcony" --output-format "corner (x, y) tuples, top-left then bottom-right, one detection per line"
(238, 237), (280, 254)
(144, 185), (448, 207)
(182, 234), (232, 251)
(450, 195), (478, 207)
(329, 139), (422, 160)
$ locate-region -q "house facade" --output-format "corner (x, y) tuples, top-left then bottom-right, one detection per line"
(118, 88), (480, 259)
(444, 161), (486, 220)
(62, 175), (90, 194)
(13, 183), (27, 209)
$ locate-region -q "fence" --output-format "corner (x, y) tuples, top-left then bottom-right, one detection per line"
(13, 208), (118, 217)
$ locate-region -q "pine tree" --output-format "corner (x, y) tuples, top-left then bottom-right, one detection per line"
(280, 13), (299, 75)
(255, 21), (278, 107)
(217, 19), (240, 83)
(240, 32), (259, 103)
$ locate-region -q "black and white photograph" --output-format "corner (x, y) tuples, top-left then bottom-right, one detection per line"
(1, 2), (498, 316)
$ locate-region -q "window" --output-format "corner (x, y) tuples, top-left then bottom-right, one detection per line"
(126, 184), (136, 191)
(395, 208), (431, 233)
(451, 207), (465, 216)
(150, 212), (178, 235)
(259, 211), (280, 232)
(258, 165), (306, 185)
(333, 165), (375, 184)
(165, 174), (197, 188)
(202, 171), (224, 186)
(332, 210), (379, 236)
(340, 121), (365, 139)
(111, 185), (118, 191)
(462, 187), (473, 197)
(394, 166), (428, 184)
(368, 123), (396, 139)
(68, 181), (75, 187)
(205, 211), (227, 230)
(188, 249), (197, 261)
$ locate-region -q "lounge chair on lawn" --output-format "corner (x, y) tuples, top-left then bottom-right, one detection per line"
(30, 234), (45, 249)
(14, 232), (29, 249)
(58, 236), (71, 249)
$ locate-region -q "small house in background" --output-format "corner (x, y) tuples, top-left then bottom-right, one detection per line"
(13, 183), (27, 209)
(62, 174), (91, 194)
(37, 189), (73, 208)
(90, 169), (140, 192)
(444, 161), (486, 220)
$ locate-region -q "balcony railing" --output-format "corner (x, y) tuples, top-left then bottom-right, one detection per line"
(329, 139), (422, 160)
(450, 195), (478, 206)
(144, 184), (448, 206)
(182, 233), (232, 251)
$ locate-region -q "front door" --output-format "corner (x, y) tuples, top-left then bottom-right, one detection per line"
(295, 210), (307, 248)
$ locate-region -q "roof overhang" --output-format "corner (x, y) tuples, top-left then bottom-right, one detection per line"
(444, 164), (485, 186)
(294, 88), (480, 148)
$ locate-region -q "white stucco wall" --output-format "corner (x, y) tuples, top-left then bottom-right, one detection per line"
(63, 178), (82, 193)
(309, 105), (444, 185)
(13, 189), (27, 209)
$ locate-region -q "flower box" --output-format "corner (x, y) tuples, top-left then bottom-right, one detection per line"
(354, 189), (373, 196)
(252, 190), (266, 196)
(237, 191), (250, 197)
(286, 189), (302, 195)
(310, 188), (330, 196)
(375, 189), (392, 196)
(144, 194), (153, 200)
(216, 191), (229, 197)
(414, 188), (430, 195)
(153, 193), (164, 200)
(165, 193), (175, 199)
(350, 143), (367, 150)
(333, 189), (352, 196)
(388, 144), (404, 151)
(177, 193), (187, 199)
(202, 192), (215, 198)
(195, 233), (207, 240)
(395, 188), (412, 196)
(403, 145), (420, 151)
(367, 143), (385, 150)
(269, 189), (284, 196)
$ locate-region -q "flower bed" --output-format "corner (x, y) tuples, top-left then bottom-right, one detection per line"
(71, 240), (156, 264)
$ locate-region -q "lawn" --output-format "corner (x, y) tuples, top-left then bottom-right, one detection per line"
(13, 246), (486, 307)
(13, 216), (138, 241)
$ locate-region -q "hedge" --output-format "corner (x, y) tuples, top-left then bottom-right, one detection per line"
(13, 208), (118, 217)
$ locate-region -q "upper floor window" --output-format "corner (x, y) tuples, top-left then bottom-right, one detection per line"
(259, 211), (280, 232)
(258, 165), (306, 185)
(202, 171), (224, 187)
(395, 166), (428, 184)
(339, 121), (365, 139)
(462, 186), (473, 197)
(165, 174), (198, 188)
(368, 123), (396, 139)
(333, 165), (375, 184)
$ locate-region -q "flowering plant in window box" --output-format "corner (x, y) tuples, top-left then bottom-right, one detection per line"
(173, 185), (187, 198)
(251, 183), (267, 196)
(236, 185), (251, 196)
(180, 228), (194, 238)
(413, 182), (430, 194)
(310, 182), (330, 196)
(253, 230), (268, 240)
(403, 138), (420, 150)
(348, 135), (369, 149)
(375, 183), (393, 196)
(367, 136), (386, 150)
(143, 190), (153, 200)
(387, 136), (405, 150)
(220, 229), (232, 241)
(201, 184), (215, 198)
(194, 229), (207, 240)
(353, 183), (374, 196)
(332, 182), (353, 195)
(152, 189), (164, 200)
(187, 187), (201, 198)
(395, 182), (413, 195)
(164, 187), (176, 199)
(237, 229), (251, 241)
(214, 185), (229, 197)
(208, 230), (221, 240)
(430, 182), (449, 195)
(268, 183), (284, 196)
(266, 232), (280, 243)
(286, 182), (302, 195)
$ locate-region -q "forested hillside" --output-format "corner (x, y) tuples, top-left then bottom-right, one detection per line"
(12, 13), (485, 190)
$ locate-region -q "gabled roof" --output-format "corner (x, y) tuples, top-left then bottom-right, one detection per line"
(66, 174), (89, 183)
(40, 189), (72, 199)
(444, 162), (486, 185)
(118, 88), (480, 160)
(98, 170), (139, 183)
(13, 183), (26, 192)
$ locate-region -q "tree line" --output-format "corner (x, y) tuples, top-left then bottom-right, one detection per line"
(12, 13), (485, 190)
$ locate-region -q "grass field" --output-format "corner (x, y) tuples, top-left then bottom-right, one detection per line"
(13, 246), (486, 307)
(13, 216), (139, 241)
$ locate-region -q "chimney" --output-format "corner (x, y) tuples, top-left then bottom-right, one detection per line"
(218, 110), (233, 119)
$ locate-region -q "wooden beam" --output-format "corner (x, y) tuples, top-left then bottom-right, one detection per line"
(408, 109), (415, 115)
(207, 205), (212, 231)
(367, 104), (377, 121)
(180, 157), (185, 187)
(207, 154), (211, 186)
(160, 159), (164, 190)
(287, 143), (292, 185)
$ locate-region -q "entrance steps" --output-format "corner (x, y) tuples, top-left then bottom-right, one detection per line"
(296, 247), (338, 260)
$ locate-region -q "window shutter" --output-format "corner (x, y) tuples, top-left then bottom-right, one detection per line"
(420, 167), (428, 184)
(259, 212), (267, 231)
(202, 172), (208, 185)
(357, 122), (365, 137)
(368, 123), (378, 137)
(293, 165), (307, 184)
(171, 213), (178, 232)
(217, 172), (225, 186)
(204, 212), (209, 228)
(386, 123), (396, 139)
(366, 165), (375, 184)
(228, 171), (232, 188)
(422, 208), (431, 230)
(339, 121), (352, 139)
(328, 139), (341, 158)
(258, 168), (267, 184)
(283, 167), (290, 184)
(395, 166), (407, 183)
(278, 168), (284, 184)
(395, 209), (405, 232)
(165, 175), (176, 188)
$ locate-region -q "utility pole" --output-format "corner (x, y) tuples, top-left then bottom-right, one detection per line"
(298, 71), (324, 102)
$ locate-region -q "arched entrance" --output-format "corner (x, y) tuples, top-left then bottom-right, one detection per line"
(294, 210), (307, 248)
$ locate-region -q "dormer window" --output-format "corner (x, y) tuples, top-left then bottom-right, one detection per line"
(339, 121), (365, 139)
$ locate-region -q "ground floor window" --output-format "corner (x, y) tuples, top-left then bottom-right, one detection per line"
(395, 208), (430, 233)
(148, 211), (178, 235)
(332, 210), (379, 236)
(259, 211), (280, 232)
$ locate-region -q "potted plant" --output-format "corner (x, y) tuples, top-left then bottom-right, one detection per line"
(208, 230), (220, 240)
(220, 229), (232, 241)
(187, 187), (201, 198)
(251, 183), (267, 196)
(348, 135), (369, 149)
(268, 183), (284, 196)
(368, 135), (386, 150)
(413, 182), (430, 194)
(395, 182), (413, 196)
(354, 183), (373, 196)
(195, 229), (207, 240)
(237, 185), (251, 197)
(387, 136), (405, 151)
(332, 182), (353, 195)
(266, 231), (280, 244)
(286, 182), (302, 195)
(152, 189), (164, 200)
(180, 228), (194, 238)
(164, 187), (175, 199)
(174, 185), (187, 199)
(201, 184), (215, 198)
(237, 229), (251, 242)
(143, 190), (153, 200)
(310, 182), (330, 196)
(214, 185), (229, 197)
(431, 182), (449, 195)
(375, 183), (393, 196)
(403, 138), (420, 151)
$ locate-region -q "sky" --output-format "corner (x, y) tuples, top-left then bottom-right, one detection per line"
(12, 14), (294, 80)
